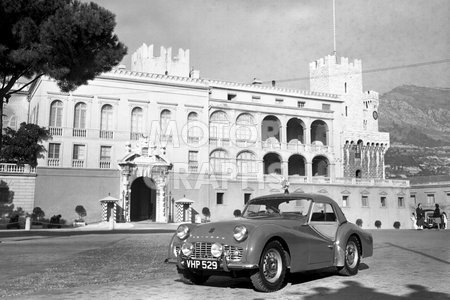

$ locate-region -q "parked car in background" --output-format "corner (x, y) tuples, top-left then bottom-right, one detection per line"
(165, 193), (373, 292)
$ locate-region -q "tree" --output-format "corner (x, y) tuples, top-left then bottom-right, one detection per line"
(0, 122), (51, 167)
(0, 0), (127, 149)
(32, 206), (45, 221)
(75, 205), (87, 221)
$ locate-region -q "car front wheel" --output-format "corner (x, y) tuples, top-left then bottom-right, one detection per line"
(250, 240), (287, 292)
(338, 235), (361, 276)
(177, 266), (209, 285)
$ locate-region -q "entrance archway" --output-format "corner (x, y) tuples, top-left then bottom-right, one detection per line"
(130, 177), (156, 221)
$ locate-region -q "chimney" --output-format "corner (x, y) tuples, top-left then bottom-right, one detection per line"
(271, 80), (276, 87)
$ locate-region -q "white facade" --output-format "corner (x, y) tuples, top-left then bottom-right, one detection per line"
(21, 45), (411, 228)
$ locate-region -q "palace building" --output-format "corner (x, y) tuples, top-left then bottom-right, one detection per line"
(5, 44), (411, 228)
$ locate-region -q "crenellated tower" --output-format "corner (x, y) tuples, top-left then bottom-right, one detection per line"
(309, 54), (389, 179)
(131, 43), (199, 78)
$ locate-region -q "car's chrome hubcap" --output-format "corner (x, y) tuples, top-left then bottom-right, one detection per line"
(262, 249), (282, 283)
(346, 241), (358, 268)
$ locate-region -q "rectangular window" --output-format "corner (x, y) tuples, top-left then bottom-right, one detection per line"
(216, 192), (224, 205)
(398, 197), (405, 207)
(361, 195), (369, 207)
(188, 151), (198, 173)
(244, 193), (251, 204)
(410, 194), (416, 205)
(275, 98), (284, 105)
(447, 193), (450, 202)
(380, 196), (386, 207)
(297, 101), (305, 108)
(426, 194), (435, 205)
(100, 146), (112, 168)
(252, 95), (260, 102)
(342, 195), (349, 207)
(100, 146), (111, 161)
(73, 144), (86, 160)
(227, 93), (236, 101)
(48, 143), (60, 159)
(322, 103), (331, 111)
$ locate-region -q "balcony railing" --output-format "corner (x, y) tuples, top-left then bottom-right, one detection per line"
(99, 161), (111, 169)
(0, 163), (36, 173)
(49, 127), (63, 136)
(100, 130), (114, 139)
(47, 159), (60, 167)
(73, 128), (86, 137)
(130, 132), (145, 140)
(72, 159), (85, 168)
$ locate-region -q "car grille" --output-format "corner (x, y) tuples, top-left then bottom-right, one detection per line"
(188, 242), (243, 261)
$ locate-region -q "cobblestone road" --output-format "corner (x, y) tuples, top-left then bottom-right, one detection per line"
(2, 229), (449, 300)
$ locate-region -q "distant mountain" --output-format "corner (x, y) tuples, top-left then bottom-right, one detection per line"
(378, 85), (450, 146)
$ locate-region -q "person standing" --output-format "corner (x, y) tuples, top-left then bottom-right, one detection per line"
(433, 204), (442, 229)
(416, 203), (425, 230)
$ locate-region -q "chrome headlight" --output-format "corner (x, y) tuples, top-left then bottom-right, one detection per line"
(176, 224), (190, 240)
(233, 225), (248, 242)
(211, 242), (223, 258)
(181, 242), (194, 257)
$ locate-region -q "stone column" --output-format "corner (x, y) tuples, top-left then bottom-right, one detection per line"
(306, 161), (313, 182)
(305, 126), (311, 145)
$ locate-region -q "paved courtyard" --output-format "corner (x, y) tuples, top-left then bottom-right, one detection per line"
(0, 228), (449, 300)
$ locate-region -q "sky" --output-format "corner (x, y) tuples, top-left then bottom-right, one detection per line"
(89, 0), (449, 93)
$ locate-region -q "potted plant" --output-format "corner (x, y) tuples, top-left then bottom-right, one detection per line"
(73, 205), (87, 227)
(201, 207), (210, 223)
(375, 220), (382, 229)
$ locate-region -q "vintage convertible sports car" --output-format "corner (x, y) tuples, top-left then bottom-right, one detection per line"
(165, 193), (373, 292)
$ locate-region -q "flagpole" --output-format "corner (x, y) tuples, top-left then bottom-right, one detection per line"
(333, 0), (336, 56)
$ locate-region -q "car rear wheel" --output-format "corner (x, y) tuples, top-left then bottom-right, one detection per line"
(250, 240), (287, 292)
(338, 235), (361, 276)
(177, 266), (209, 285)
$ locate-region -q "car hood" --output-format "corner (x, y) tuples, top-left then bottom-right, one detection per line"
(186, 217), (300, 244)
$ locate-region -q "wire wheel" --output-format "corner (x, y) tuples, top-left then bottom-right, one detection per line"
(262, 249), (283, 283)
(250, 240), (287, 292)
(345, 240), (359, 269)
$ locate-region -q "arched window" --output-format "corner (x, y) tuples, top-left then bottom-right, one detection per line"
(49, 100), (63, 127)
(100, 104), (113, 131)
(187, 112), (202, 144)
(210, 110), (229, 140)
(311, 120), (328, 145)
(74, 102), (87, 129)
(312, 155), (329, 177)
(235, 113), (256, 142)
(131, 107), (144, 139)
(236, 151), (257, 174)
(210, 149), (229, 174)
(261, 115), (281, 142)
(263, 153), (282, 175)
(160, 109), (172, 142)
(288, 154), (306, 176)
(286, 118), (304, 143)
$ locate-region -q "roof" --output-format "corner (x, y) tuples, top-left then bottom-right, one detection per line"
(250, 193), (336, 204)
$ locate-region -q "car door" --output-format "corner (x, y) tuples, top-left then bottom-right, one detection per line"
(306, 202), (338, 266)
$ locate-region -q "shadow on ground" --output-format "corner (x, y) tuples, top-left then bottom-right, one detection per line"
(0, 228), (175, 240)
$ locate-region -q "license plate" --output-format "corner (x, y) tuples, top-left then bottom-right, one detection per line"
(185, 260), (218, 270)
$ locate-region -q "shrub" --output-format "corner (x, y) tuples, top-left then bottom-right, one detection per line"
(375, 220), (382, 229)
(393, 221), (401, 229)
(32, 207), (45, 221)
(356, 218), (363, 227)
(233, 209), (241, 217)
(75, 205), (87, 222)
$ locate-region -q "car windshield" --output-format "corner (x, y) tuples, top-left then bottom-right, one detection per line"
(242, 197), (312, 221)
